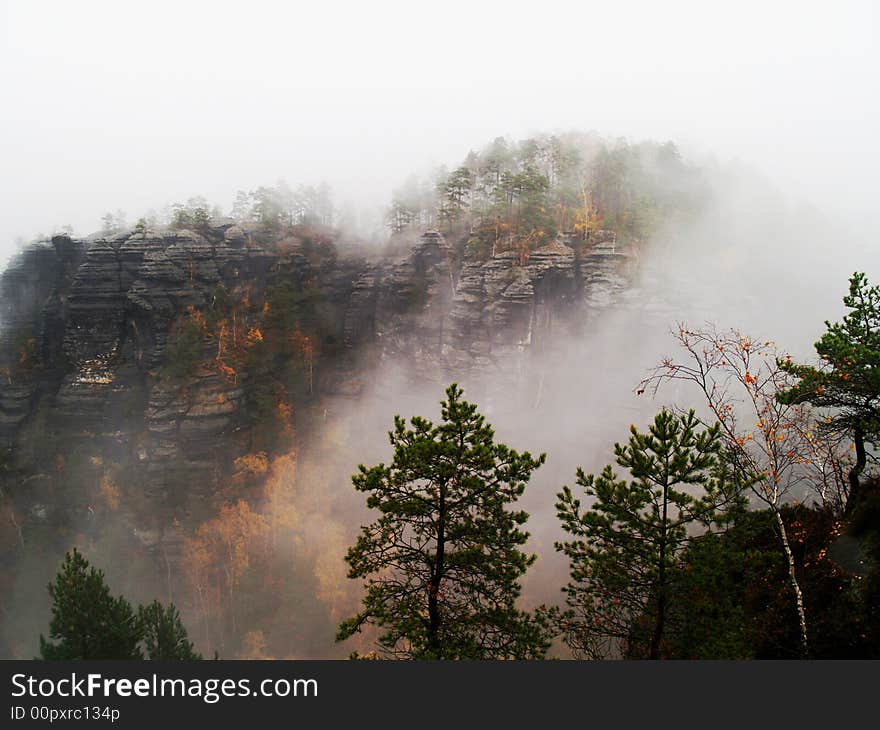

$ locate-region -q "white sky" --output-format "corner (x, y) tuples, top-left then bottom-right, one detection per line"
(1, 0), (878, 259)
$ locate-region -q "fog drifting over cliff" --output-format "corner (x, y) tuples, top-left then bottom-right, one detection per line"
(1, 0), (878, 262)
(1, 0), (879, 659)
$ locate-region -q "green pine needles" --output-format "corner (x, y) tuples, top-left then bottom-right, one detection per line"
(336, 383), (552, 659)
(779, 272), (880, 511)
(39, 548), (200, 660)
(554, 409), (743, 659)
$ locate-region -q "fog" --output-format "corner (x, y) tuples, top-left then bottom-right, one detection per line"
(1, 0), (879, 658)
(294, 166), (879, 648)
(2, 0), (878, 263)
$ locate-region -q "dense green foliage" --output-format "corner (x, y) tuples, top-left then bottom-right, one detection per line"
(554, 410), (743, 658)
(138, 600), (202, 660)
(658, 501), (880, 658)
(780, 272), (880, 511)
(39, 549), (199, 660)
(39, 549), (143, 659)
(337, 384), (551, 659)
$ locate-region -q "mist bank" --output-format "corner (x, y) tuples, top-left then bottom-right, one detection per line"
(0, 131), (876, 658)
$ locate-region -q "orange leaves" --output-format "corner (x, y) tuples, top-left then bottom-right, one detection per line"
(186, 305), (208, 332)
(235, 451), (270, 476)
(247, 327), (264, 344)
(277, 401), (292, 423)
(645, 324), (856, 511)
(290, 327), (314, 356)
(185, 499), (270, 592)
(240, 630), (270, 660)
(276, 401), (294, 439)
(99, 474), (122, 511)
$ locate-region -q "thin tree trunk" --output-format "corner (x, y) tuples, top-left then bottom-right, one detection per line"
(774, 508), (808, 658)
(846, 425), (866, 514)
(197, 584), (210, 649)
(650, 478), (669, 660)
(428, 484), (446, 658)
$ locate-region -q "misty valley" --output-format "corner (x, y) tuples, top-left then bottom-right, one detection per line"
(1, 132), (878, 661)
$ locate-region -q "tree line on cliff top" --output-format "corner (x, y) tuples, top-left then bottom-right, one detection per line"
(387, 132), (706, 259)
(89, 132), (704, 263)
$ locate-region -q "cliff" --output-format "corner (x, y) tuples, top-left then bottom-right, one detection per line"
(0, 222), (632, 545)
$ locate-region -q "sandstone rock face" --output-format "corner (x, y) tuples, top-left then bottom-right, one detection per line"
(0, 224), (632, 535)
(374, 230), (456, 374)
(144, 372), (246, 503)
(442, 239), (580, 375)
(579, 237), (633, 313)
(0, 236), (83, 367)
(0, 224), (274, 495)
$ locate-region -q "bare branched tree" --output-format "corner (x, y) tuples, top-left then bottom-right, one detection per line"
(639, 324), (851, 658)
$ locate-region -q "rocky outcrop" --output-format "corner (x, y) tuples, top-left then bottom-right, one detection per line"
(0, 235), (83, 370)
(144, 371), (246, 503)
(0, 224), (633, 534)
(578, 237), (633, 312)
(374, 230), (456, 373)
(441, 239), (582, 374)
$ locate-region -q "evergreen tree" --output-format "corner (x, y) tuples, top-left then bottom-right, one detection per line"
(138, 600), (201, 660)
(554, 410), (742, 659)
(39, 550), (202, 660)
(337, 384), (550, 659)
(437, 166), (473, 231)
(779, 272), (880, 512)
(39, 549), (143, 659)
(387, 176), (423, 234)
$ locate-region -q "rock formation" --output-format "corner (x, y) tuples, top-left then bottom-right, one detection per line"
(0, 223), (632, 542)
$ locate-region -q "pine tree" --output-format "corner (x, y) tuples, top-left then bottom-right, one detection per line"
(336, 383), (550, 659)
(39, 549), (143, 659)
(779, 272), (880, 512)
(554, 410), (742, 659)
(138, 601), (201, 660)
